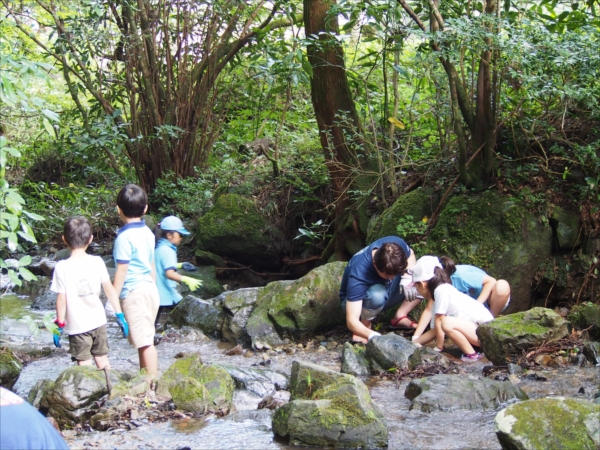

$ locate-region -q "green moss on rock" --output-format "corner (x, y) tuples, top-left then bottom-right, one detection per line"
(495, 397), (600, 450)
(0, 348), (22, 390)
(568, 303), (600, 341)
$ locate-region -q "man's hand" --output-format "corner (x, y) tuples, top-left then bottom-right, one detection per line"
(402, 285), (419, 302)
(115, 312), (129, 338)
(176, 262), (198, 272)
(181, 276), (202, 291)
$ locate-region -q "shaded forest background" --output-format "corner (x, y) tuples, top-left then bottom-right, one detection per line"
(1, 0), (599, 301)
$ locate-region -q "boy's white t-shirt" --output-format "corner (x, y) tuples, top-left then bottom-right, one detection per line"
(50, 255), (109, 335)
(431, 283), (494, 328)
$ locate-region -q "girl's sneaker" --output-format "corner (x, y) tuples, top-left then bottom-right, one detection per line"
(461, 352), (483, 362)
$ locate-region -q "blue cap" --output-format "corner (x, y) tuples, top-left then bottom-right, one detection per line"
(159, 216), (190, 235)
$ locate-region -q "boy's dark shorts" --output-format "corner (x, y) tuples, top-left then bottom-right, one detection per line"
(68, 325), (109, 361)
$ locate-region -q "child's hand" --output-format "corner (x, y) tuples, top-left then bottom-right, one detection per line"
(181, 276), (202, 291)
(177, 262), (198, 272)
(52, 319), (65, 348)
(115, 312), (129, 338)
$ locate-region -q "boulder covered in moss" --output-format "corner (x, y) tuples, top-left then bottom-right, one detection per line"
(477, 308), (569, 366)
(367, 187), (440, 243)
(28, 378), (54, 409)
(246, 262), (346, 347)
(169, 295), (222, 336)
(217, 287), (261, 344)
(426, 191), (553, 312)
(157, 354), (234, 415)
(39, 366), (121, 427)
(405, 374), (528, 412)
(568, 302), (600, 341)
(197, 194), (279, 270)
(365, 334), (419, 371)
(495, 397), (600, 450)
(272, 361), (388, 448)
(0, 347), (22, 390)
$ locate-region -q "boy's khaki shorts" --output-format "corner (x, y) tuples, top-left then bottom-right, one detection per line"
(121, 282), (160, 348)
(69, 325), (109, 361)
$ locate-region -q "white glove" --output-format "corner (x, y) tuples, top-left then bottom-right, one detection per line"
(411, 334), (421, 342)
(434, 346), (444, 352)
(402, 285), (419, 302)
(368, 331), (381, 342)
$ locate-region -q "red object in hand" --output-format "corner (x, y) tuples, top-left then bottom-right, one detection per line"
(54, 319), (66, 328)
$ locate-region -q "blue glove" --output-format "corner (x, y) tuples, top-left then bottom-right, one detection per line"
(53, 328), (63, 348)
(116, 312), (129, 338)
(177, 262), (198, 272)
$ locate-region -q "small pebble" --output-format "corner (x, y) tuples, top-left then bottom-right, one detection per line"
(317, 345), (327, 353)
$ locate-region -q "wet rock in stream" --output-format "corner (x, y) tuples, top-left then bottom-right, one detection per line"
(0, 347), (22, 390)
(341, 342), (370, 377)
(221, 365), (288, 397)
(272, 360), (388, 448)
(169, 295), (222, 336)
(365, 333), (419, 371)
(405, 374), (529, 412)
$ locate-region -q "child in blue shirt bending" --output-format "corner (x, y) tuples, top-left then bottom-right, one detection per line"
(154, 216), (202, 332)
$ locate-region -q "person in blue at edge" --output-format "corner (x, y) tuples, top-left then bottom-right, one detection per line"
(0, 386), (69, 449)
(339, 236), (420, 343)
(153, 216), (202, 344)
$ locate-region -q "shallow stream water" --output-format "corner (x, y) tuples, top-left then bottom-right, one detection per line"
(2, 293), (598, 449)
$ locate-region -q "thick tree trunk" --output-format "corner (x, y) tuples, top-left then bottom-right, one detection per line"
(304, 0), (365, 259)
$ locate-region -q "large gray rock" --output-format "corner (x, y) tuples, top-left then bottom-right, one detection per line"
(405, 374), (528, 412)
(169, 295), (222, 336)
(408, 346), (452, 369)
(341, 343), (370, 377)
(583, 342), (600, 365)
(39, 366), (121, 427)
(272, 361), (388, 448)
(246, 262), (346, 348)
(217, 288), (261, 344)
(31, 291), (57, 310)
(0, 348), (22, 390)
(157, 354), (234, 415)
(495, 397), (600, 450)
(550, 206), (582, 251)
(28, 378), (54, 409)
(477, 308), (569, 366)
(365, 334), (419, 371)
(197, 194), (279, 270)
(568, 303), (600, 341)
(222, 365), (288, 397)
(426, 191), (553, 312)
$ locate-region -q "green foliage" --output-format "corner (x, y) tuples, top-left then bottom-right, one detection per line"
(396, 215), (428, 254)
(18, 312), (59, 338)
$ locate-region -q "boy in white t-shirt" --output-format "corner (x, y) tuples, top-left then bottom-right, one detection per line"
(50, 216), (129, 369)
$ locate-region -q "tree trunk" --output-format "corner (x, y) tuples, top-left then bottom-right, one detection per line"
(304, 0), (366, 260)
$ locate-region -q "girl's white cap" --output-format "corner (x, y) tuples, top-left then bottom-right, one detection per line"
(412, 255), (443, 282)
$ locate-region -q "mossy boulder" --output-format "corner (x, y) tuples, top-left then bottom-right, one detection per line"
(175, 266), (223, 299)
(272, 361), (388, 448)
(367, 187), (440, 244)
(39, 366), (122, 427)
(0, 347), (22, 390)
(477, 308), (569, 366)
(246, 262), (347, 347)
(169, 295), (222, 336)
(426, 191), (552, 312)
(157, 354), (234, 415)
(405, 374), (528, 412)
(495, 397), (600, 450)
(216, 287), (261, 344)
(28, 378), (54, 409)
(550, 206), (582, 251)
(197, 194), (279, 270)
(568, 303), (600, 341)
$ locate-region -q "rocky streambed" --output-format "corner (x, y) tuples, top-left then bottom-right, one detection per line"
(1, 292), (600, 449)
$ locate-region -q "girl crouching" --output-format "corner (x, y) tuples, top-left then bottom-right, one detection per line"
(411, 256), (493, 362)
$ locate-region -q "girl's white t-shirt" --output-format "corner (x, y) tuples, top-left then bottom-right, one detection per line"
(50, 255), (109, 335)
(431, 283), (493, 328)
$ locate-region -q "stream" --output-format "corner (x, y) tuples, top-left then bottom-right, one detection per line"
(2, 292), (598, 449)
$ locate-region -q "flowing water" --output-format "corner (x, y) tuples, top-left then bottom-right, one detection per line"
(2, 293), (598, 449)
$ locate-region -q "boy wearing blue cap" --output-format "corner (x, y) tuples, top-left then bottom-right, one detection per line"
(113, 184), (160, 376)
(154, 216), (202, 336)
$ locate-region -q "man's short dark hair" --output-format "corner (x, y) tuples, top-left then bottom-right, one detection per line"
(116, 184), (147, 218)
(63, 216), (92, 249)
(373, 242), (408, 276)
